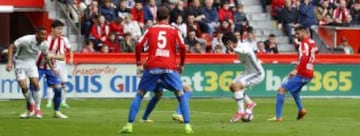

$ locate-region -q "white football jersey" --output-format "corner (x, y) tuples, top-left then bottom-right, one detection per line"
(13, 35), (48, 65)
(234, 42), (264, 74)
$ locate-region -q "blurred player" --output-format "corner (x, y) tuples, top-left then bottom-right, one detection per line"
(269, 26), (318, 121)
(222, 32), (265, 123)
(120, 7), (192, 134)
(6, 26), (49, 118)
(31, 20), (69, 118)
(140, 83), (193, 123)
(45, 20), (73, 109)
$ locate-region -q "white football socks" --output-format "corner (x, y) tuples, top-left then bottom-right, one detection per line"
(23, 90), (34, 105)
(33, 90), (42, 110)
(234, 90), (245, 113)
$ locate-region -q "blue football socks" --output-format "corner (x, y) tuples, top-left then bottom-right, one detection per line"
(291, 92), (303, 111)
(53, 87), (62, 111)
(276, 93), (285, 119)
(176, 91), (192, 115)
(128, 93), (144, 123)
(142, 95), (160, 120)
(176, 94), (190, 123)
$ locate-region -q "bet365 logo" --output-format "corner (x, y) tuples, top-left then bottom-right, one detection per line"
(266, 70), (352, 92)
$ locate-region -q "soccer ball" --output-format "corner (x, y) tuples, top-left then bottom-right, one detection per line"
(241, 109), (254, 122)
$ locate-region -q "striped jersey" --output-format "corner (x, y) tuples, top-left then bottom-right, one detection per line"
(36, 35), (68, 69)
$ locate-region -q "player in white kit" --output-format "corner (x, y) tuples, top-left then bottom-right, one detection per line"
(222, 32), (265, 123)
(6, 26), (50, 118)
(45, 20), (73, 109)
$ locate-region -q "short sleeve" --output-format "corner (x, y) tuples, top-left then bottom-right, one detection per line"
(63, 37), (72, 49)
(13, 36), (26, 48)
(40, 41), (49, 55)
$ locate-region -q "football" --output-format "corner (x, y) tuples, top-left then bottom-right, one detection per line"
(241, 109), (254, 122)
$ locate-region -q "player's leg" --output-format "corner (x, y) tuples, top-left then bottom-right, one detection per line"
(18, 79), (35, 118)
(141, 85), (163, 122)
(120, 70), (159, 134)
(173, 83), (192, 123)
(46, 87), (54, 108)
(289, 78), (310, 120)
(243, 72), (264, 111)
(58, 64), (70, 108)
(46, 70), (68, 119)
(163, 72), (193, 134)
(28, 67), (43, 118)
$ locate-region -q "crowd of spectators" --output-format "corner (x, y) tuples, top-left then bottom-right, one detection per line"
(58, 0), (360, 54)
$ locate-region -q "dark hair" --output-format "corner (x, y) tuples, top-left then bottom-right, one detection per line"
(36, 26), (46, 33)
(51, 20), (65, 28)
(269, 33), (276, 38)
(157, 7), (170, 21)
(295, 26), (307, 32)
(222, 32), (238, 44)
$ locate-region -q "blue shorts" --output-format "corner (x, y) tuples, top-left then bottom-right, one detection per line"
(138, 68), (183, 92)
(38, 68), (61, 86)
(281, 75), (311, 94)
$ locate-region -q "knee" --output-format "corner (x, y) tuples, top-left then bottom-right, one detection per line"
(229, 82), (243, 92)
(278, 87), (287, 94)
(137, 90), (146, 97)
(154, 92), (163, 99)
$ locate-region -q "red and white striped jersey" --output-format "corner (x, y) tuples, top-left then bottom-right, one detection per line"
(36, 35), (69, 69)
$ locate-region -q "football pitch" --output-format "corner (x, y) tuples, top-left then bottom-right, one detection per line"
(0, 98), (360, 136)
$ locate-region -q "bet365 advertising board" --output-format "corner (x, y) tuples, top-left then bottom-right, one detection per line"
(0, 64), (359, 99)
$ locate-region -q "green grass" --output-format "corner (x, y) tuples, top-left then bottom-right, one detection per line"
(1, 98), (360, 136)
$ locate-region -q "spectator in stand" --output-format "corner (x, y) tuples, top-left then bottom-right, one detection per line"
(218, 2), (234, 24)
(260, 0), (269, 12)
(109, 17), (124, 37)
(83, 1), (99, 36)
(99, 45), (110, 53)
(299, 0), (317, 28)
(233, 4), (248, 32)
(217, 20), (232, 33)
(271, 0), (286, 21)
(213, 45), (225, 54)
(279, 0), (300, 43)
(116, 0), (131, 19)
(213, 0), (222, 9)
(185, 44), (191, 53)
(191, 41), (205, 54)
(58, 0), (80, 24)
(101, 0), (116, 21)
(338, 38), (354, 54)
(186, 14), (203, 37)
(104, 32), (121, 53)
(170, 0), (186, 23)
(120, 32), (135, 52)
(171, 15), (187, 37)
(211, 31), (226, 53)
(239, 21), (253, 40)
(315, 0), (334, 25)
(257, 42), (268, 54)
(143, 19), (154, 31)
(185, 0), (211, 33)
(90, 15), (110, 51)
(144, 0), (157, 23)
(202, 0), (219, 36)
(264, 34), (279, 53)
(333, 0), (351, 25)
(123, 14), (142, 40)
(350, 1), (360, 25)
(131, 1), (145, 28)
(82, 40), (96, 53)
(184, 30), (200, 49)
(0, 46), (8, 63)
(234, 31), (242, 43)
(242, 32), (258, 53)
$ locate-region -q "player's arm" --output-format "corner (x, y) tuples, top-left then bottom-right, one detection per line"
(5, 44), (16, 72)
(64, 37), (74, 64)
(176, 30), (186, 73)
(135, 30), (149, 75)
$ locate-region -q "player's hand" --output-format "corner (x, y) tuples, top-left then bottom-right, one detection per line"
(178, 65), (184, 74)
(136, 65), (143, 77)
(46, 54), (54, 60)
(6, 63), (13, 72)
